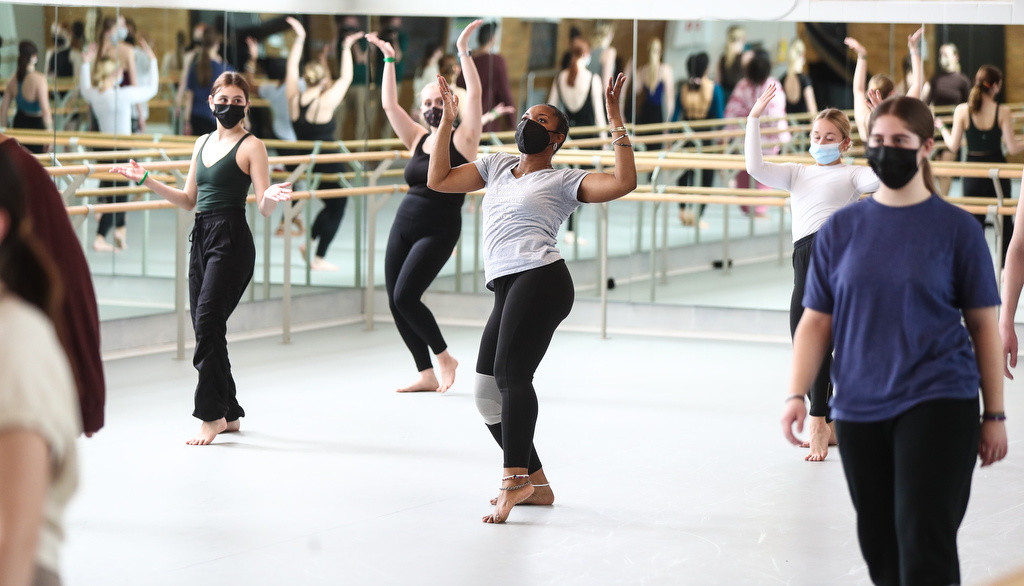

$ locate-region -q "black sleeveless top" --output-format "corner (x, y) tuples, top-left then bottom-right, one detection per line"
(195, 133), (252, 212)
(965, 108), (1003, 157)
(292, 95), (345, 173)
(557, 71), (597, 128)
(404, 133), (469, 208)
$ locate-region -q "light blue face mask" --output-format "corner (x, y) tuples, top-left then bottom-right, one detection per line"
(808, 141), (842, 165)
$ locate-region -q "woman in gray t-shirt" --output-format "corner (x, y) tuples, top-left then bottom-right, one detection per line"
(428, 72), (637, 524)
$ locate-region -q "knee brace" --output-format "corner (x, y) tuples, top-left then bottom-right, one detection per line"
(474, 373), (502, 425)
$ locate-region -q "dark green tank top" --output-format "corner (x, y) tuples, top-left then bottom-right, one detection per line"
(195, 133), (253, 212)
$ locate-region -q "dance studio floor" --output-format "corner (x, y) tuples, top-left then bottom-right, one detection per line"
(64, 321), (1024, 585)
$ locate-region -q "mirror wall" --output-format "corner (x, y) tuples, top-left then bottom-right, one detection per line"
(2, 5), (1017, 321)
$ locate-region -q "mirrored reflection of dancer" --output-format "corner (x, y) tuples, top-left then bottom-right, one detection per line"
(111, 73), (292, 445)
(428, 73), (637, 524)
(785, 97), (1006, 585)
(366, 21), (484, 394)
(746, 85), (879, 461)
(285, 17), (363, 271)
(936, 65), (1024, 266)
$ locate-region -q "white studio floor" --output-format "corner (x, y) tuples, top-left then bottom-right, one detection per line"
(65, 322), (1024, 586)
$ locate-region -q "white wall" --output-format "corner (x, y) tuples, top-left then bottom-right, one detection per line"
(6, 0), (1024, 25)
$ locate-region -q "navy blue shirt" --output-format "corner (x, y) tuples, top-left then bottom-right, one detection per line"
(804, 194), (1000, 422)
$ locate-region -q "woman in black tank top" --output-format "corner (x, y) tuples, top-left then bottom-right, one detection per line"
(937, 65), (1024, 265)
(365, 21), (484, 394)
(111, 72), (292, 446)
(285, 17), (365, 271)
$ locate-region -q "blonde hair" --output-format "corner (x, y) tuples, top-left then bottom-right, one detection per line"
(813, 108), (853, 152)
(303, 62), (326, 87)
(92, 56), (116, 88)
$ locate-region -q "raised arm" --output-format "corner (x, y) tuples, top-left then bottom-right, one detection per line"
(453, 20), (483, 158)
(906, 27), (924, 99)
(845, 37), (870, 143)
(744, 84), (792, 190)
(284, 17), (306, 122)
(427, 75), (486, 194)
(244, 138), (293, 217)
(964, 306), (1008, 467)
(577, 73), (637, 203)
(110, 137), (203, 210)
(365, 32), (425, 150)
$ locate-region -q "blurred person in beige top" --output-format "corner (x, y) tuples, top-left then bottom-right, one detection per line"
(0, 152), (81, 586)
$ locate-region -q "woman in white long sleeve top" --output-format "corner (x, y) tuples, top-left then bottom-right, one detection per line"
(79, 40), (159, 252)
(745, 84), (879, 462)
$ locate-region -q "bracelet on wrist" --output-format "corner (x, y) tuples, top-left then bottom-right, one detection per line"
(383, 56), (396, 63)
(785, 394), (805, 404)
(137, 170), (149, 186)
(982, 412), (1007, 422)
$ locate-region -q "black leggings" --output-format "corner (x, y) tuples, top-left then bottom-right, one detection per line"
(791, 233), (833, 419)
(310, 182), (347, 258)
(97, 180), (128, 236)
(476, 260), (575, 469)
(189, 208), (255, 422)
(385, 197), (462, 372)
(836, 397), (979, 586)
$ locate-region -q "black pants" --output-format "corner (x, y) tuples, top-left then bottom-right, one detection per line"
(385, 197), (461, 372)
(791, 233), (833, 419)
(310, 182), (347, 258)
(97, 180), (128, 236)
(836, 397), (979, 586)
(189, 209), (255, 422)
(476, 261), (575, 469)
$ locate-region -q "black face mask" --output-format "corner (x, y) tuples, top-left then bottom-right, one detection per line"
(423, 107), (443, 128)
(212, 103), (246, 130)
(515, 118), (559, 155)
(866, 145), (920, 190)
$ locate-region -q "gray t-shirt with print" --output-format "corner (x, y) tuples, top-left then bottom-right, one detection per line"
(473, 152), (589, 288)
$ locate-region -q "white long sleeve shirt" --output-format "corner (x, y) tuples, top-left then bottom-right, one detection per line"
(80, 56), (159, 135)
(745, 116), (880, 242)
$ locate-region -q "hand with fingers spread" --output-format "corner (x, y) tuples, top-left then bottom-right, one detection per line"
(436, 74), (460, 125)
(109, 159), (149, 184)
(781, 396), (807, 447)
(605, 72), (627, 121)
(748, 83), (777, 118)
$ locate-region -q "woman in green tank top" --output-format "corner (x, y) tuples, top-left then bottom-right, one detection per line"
(111, 72), (292, 446)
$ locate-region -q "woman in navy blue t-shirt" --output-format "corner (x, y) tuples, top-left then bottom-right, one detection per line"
(783, 97), (1007, 586)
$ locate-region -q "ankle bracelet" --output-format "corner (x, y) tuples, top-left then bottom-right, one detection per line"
(499, 481), (531, 491)
(501, 474), (530, 481)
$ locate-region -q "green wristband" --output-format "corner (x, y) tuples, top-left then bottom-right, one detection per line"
(383, 57), (396, 63)
(137, 170), (149, 186)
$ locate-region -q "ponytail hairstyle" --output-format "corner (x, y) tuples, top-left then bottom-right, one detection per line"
(868, 97), (937, 194)
(868, 74), (895, 100)
(211, 71), (250, 102)
(813, 108), (853, 153)
(16, 41), (38, 83)
(0, 154), (63, 323)
(567, 37), (590, 88)
(196, 27), (222, 87)
(968, 65), (1002, 113)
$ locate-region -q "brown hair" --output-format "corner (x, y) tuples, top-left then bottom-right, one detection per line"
(567, 37), (590, 88)
(868, 74), (895, 100)
(210, 71), (250, 102)
(0, 154), (62, 322)
(969, 65), (1002, 113)
(868, 97), (936, 194)
(813, 108), (853, 152)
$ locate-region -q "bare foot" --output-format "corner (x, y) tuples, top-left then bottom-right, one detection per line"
(435, 351), (458, 393)
(483, 472), (535, 524)
(222, 419), (241, 433)
(186, 418), (227, 445)
(397, 369), (440, 393)
(491, 469), (553, 506)
(805, 416), (831, 462)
